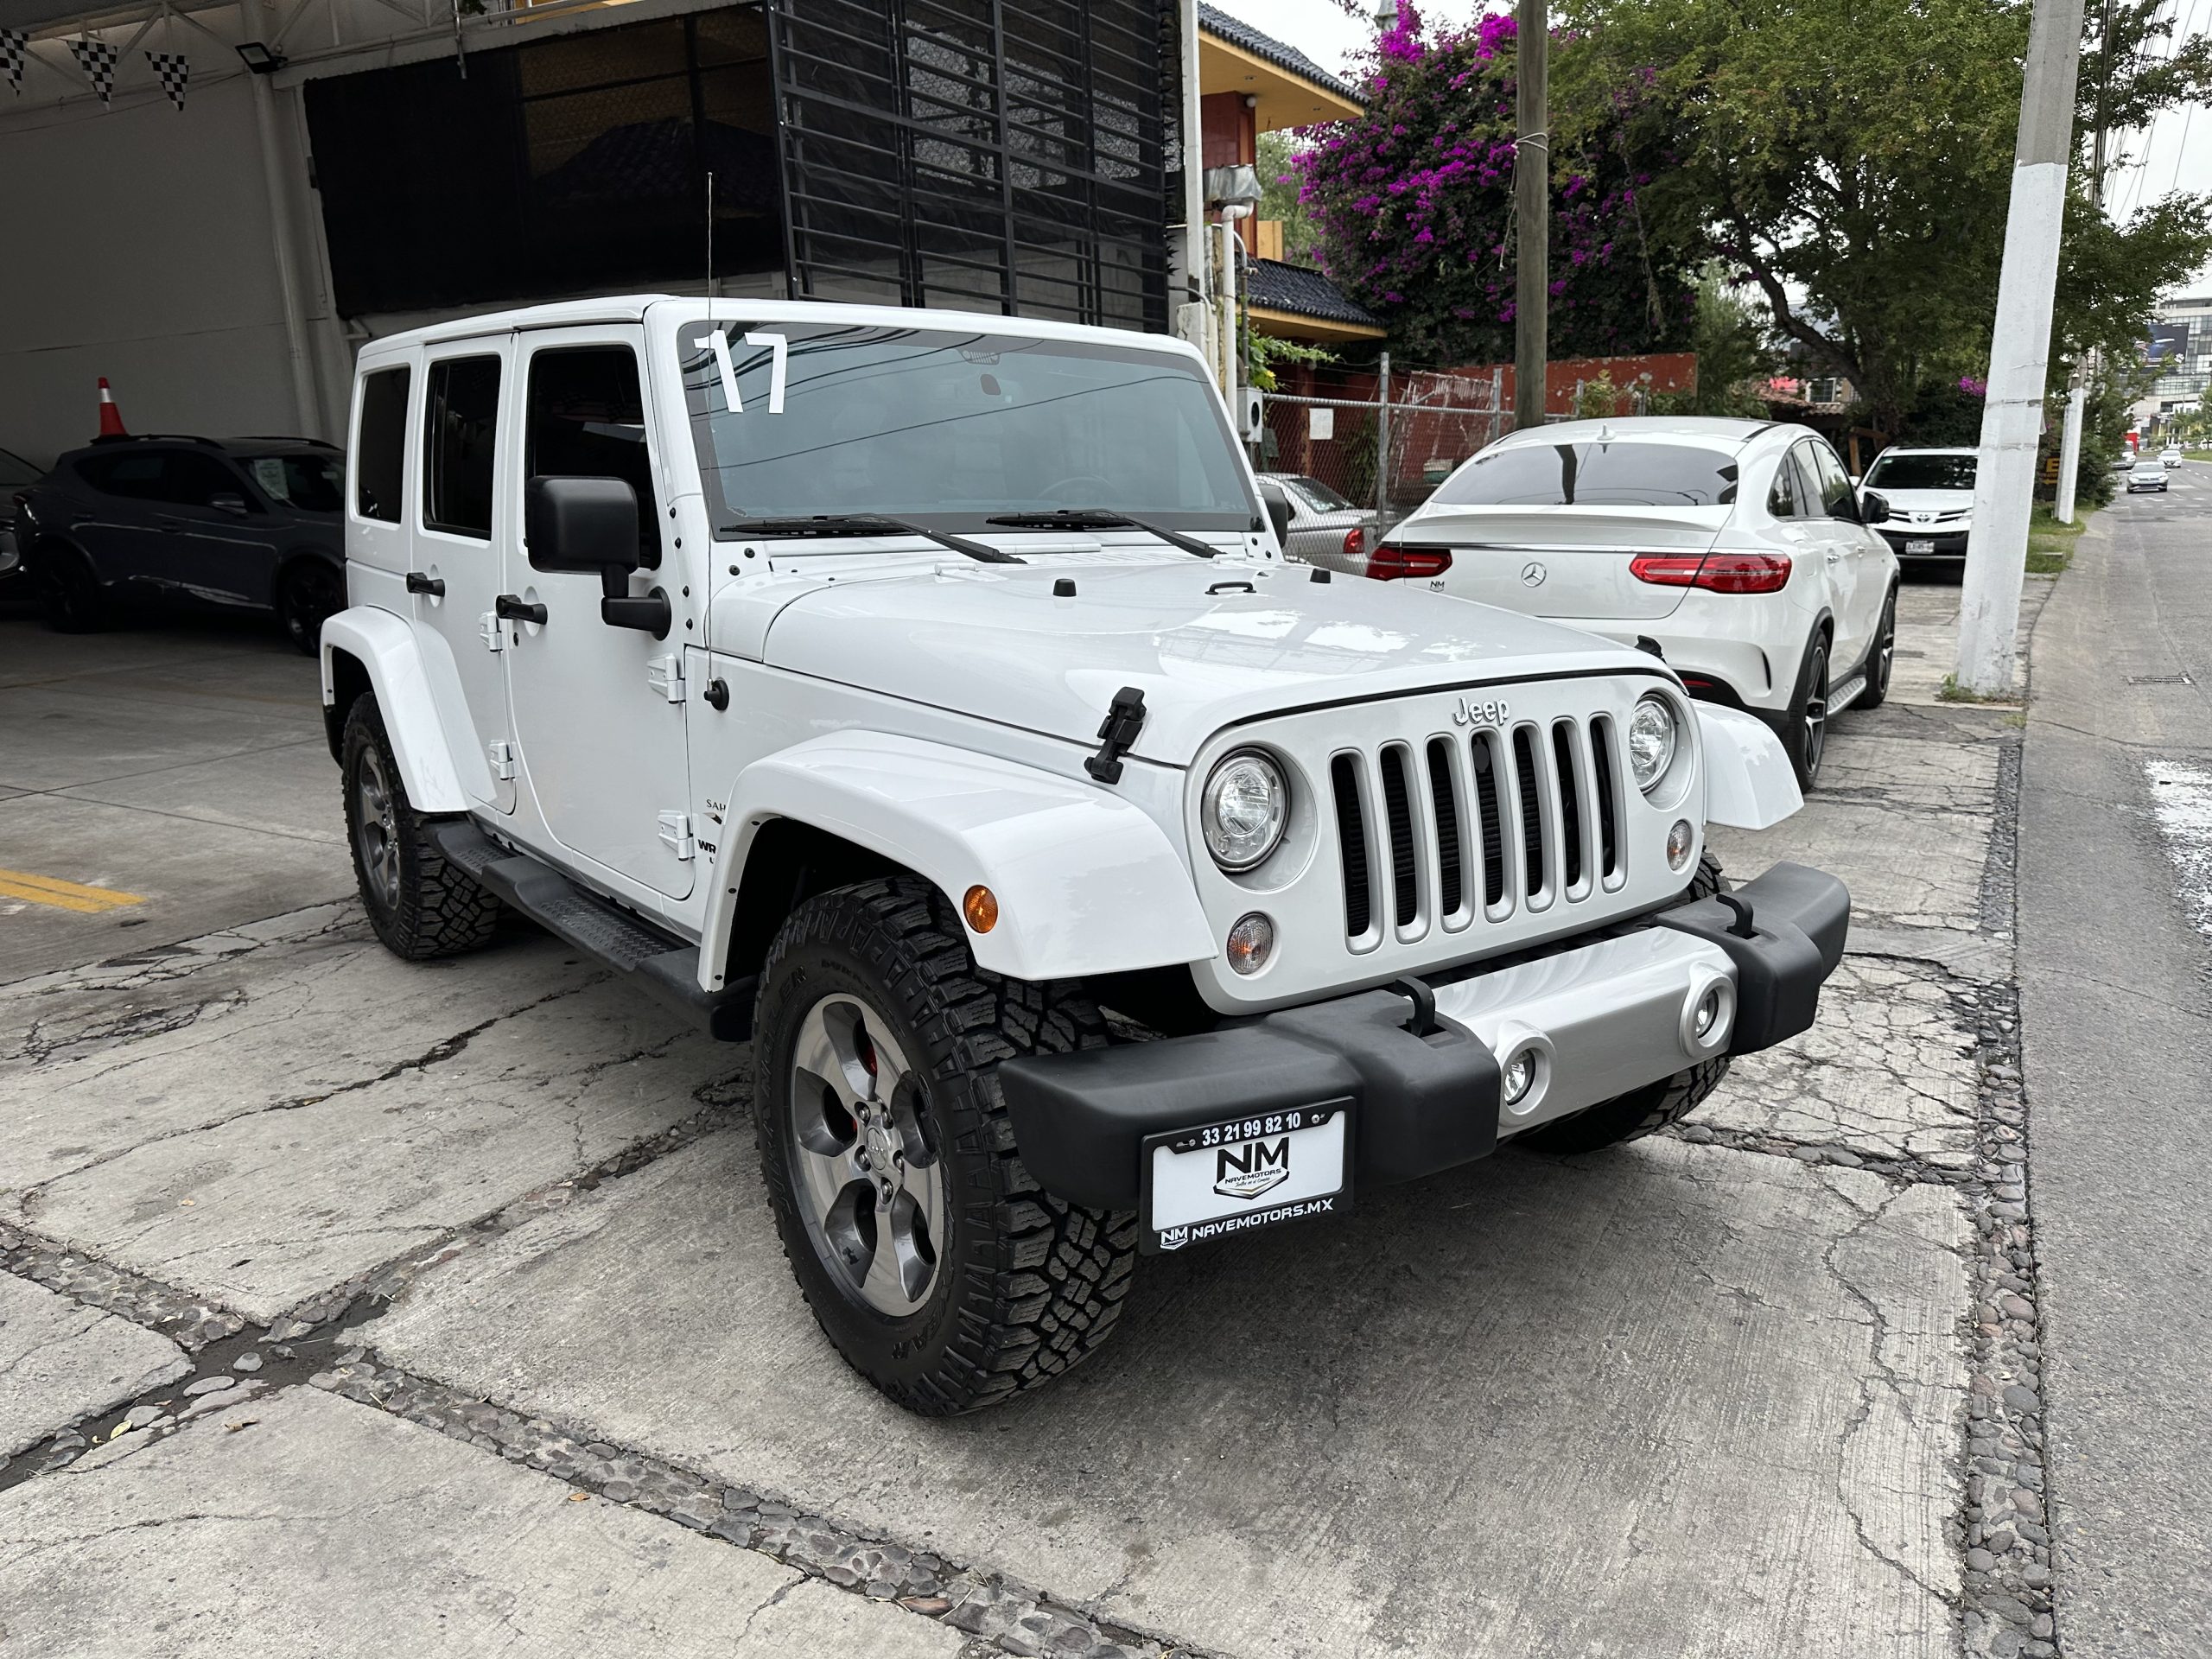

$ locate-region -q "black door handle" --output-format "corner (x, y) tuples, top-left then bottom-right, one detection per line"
(495, 593), (547, 625)
(406, 571), (446, 597)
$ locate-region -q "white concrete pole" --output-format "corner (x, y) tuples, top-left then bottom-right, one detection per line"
(1955, 0), (2087, 696)
(1168, 0), (1211, 357)
(2054, 383), (2086, 523)
(238, 0), (321, 437)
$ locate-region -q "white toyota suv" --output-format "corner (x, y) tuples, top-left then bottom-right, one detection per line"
(1859, 445), (1976, 573)
(321, 299), (1848, 1414)
(1367, 418), (1900, 790)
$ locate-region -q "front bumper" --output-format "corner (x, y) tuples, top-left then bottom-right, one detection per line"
(1001, 861), (1848, 1211)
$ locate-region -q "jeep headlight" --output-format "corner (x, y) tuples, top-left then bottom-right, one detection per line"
(1627, 695), (1679, 792)
(1201, 750), (1288, 871)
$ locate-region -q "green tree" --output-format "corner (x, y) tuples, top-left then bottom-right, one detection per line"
(1256, 131), (1324, 269)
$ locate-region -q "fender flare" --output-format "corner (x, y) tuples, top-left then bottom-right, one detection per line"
(701, 731), (1216, 988)
(319, 606), (471, 814)
(1696, 703), (1802, 830)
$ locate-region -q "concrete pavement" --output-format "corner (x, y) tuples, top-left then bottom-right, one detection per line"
(2020, 461), (2212, 1657)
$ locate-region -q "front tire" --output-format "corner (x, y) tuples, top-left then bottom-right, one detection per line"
(753, 877), (1136, 1415)
(1518, 852), (1733, 1154)
(35, 546), (106, 634)
(276, 560), (345, 657)
(340, 696), (501, 959)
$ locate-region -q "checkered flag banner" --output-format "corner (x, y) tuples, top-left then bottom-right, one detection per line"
(3, 29), (27, 95)
(146, 48), (188, 110)
(68, 35), (118, 105)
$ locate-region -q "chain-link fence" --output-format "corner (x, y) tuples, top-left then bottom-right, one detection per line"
(1257, 365), (1507, 531)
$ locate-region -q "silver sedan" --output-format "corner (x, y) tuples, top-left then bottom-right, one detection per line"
(1261, 473), (1380, 575)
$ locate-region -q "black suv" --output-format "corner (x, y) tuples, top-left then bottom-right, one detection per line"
(15, 435), (346, 653)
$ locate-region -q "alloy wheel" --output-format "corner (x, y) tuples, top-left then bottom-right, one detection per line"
(786, 994), (946, 1317)
(1803, 643), (1829, 775)
(353, 747), (403, 912)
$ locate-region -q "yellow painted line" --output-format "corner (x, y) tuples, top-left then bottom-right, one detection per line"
(0, 868), (146, 914)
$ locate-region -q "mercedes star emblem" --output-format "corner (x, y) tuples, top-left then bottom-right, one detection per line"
(1520, 561), (1547, 588)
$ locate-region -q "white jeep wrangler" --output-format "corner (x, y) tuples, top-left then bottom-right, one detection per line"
(322, 297), (1847, 1415)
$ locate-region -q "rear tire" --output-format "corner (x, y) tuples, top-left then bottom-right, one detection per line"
(35, 546), (106, 634)
(340, 696), (501, 959)
(1517, 852), (1733, 1154)
(753, 877), (1136, 1415)
(1768, 628), (1829, 791)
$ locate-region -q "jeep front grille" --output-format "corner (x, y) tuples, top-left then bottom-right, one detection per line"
(1327, 717), (1626, 947)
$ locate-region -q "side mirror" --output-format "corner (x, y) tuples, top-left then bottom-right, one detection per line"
(525, 475), (639, 575)
(1256, 481), (1294, 551)
(1859, 489), (1891, 524)
(209, 492), (249, 516)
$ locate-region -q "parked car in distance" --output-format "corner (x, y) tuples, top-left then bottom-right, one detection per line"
(0, 444), (42, 593)
(14, 435), (346, 652)
(1858, 446), (1974, 575)
(2160, 446), (2183, 469)
(1365, 416), (1899, 790)
(2126, 459), (2170, 493)
(1258, 471), (1377, 574)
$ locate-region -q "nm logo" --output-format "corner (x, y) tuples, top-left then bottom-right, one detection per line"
(1214, 1137), (1291, 1201)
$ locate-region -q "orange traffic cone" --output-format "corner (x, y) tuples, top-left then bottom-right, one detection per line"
(97, 377), (128, 438)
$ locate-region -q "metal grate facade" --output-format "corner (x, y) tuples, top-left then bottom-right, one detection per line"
(764, 0), (1171, 331)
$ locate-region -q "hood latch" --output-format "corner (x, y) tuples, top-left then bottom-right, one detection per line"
(1084, 686), (1147, 785)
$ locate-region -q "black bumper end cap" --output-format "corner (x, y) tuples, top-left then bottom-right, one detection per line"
(1655, 861), (1849, 1054)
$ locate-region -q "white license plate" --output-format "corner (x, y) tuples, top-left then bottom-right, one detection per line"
(1905, 538), (1936, 553)
(1141, 1103), (1351, 1253)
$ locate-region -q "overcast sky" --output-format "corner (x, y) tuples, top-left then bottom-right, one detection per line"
(1210, 0), (2209, 293)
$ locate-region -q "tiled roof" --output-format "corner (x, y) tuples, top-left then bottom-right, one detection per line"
(1197, 3), (1363, 104)
(1245, 258), (1379, 327)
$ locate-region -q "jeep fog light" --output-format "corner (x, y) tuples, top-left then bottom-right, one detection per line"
(1502, 1050), (1535, 1106)
(1493, 1025), (1553, 1117)
(1225, 912), (1274, 975)
(1668, 819), (1695, 871)
(1679, 968), (1734, 1056)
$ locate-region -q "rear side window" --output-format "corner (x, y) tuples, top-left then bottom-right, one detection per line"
(1808, 442), (1860, 522)
(1766, 455), (1799, 518)
(77, 451), (170, 499)
(524, 345), (659, 565)
(355, 367), (409, 522)
(1433, 442), (1739, 508)
(424, 356), (500, 540)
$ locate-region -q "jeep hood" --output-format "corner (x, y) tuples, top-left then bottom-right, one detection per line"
(737, 558), (1659, 767)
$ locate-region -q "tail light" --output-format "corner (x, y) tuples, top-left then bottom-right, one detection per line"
(1629, 551), (1790, 594)
(1367, 543), (1452, 581)
(1342, 525), (1365, 563)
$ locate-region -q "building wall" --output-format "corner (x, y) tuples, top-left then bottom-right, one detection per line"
(0, 72), (344, 467)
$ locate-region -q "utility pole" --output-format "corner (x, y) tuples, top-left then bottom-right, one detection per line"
(1513, 0), (1548, 430)
(1955, 0), (2088, 696)
(2054, 0), (2117, 525)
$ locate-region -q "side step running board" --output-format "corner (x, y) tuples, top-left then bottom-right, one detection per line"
(429, 819), (755, 1041)
(1826, 671), (1868, 715)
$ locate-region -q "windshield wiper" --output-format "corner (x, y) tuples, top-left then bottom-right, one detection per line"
(720, 515), (1021, 564)
(985, 509), (1217, 559)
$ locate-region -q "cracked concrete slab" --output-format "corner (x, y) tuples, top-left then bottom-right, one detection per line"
(0, 908), (746, 1321)
(0, 1274), (189, 1459)
(375, 1129), (1970, 1659)
(0, 1385), (964, 1659)
(1707, 957), (1980, 1167)
(1712, 798), (1988, 931)
(1816, 734), (2000, 812)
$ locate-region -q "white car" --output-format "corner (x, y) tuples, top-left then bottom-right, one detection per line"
(2127, 459), (2170, 493)
(319, 298), (1848, 1415)
(2161, 446), (2183, 469)
(1366, 418), (1900, 790)
(1859, 445), (1975, 573)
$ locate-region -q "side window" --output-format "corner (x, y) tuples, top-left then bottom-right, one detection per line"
(355, 367), (409, 523)
(1766, 454), (1798, 518)
(1811, 442), (1860, 522)
(1791, 447), (1827, 520)
(76, 452), (170, 500)
(424, 356), (501, 540)
(154, 453), (256, 511)
(524, 346), (661, 567)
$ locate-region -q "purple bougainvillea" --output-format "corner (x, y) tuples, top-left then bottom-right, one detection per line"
(1291, 9), (1700, 365)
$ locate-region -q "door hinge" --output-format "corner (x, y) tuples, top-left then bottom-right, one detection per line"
(479, 612), (507, 652)
(646, 653), (685, 702)
(488, 741), (518, 781)
(657, 810), (696, 861)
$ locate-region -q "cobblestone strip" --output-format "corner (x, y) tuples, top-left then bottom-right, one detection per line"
(305, 1357), (1191, 1659)
(0, 1222), (245, 1351)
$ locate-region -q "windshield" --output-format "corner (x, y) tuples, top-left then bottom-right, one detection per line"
(1433, 441), (1738, 508)
(681, 322), (1255, 535)
(1865, 454), (1975, 492)
(244, 453), (344, 512)
(1271, 474), (1353, 514)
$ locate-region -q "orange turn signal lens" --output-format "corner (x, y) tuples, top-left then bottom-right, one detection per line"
(963, 885), (999, 933)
